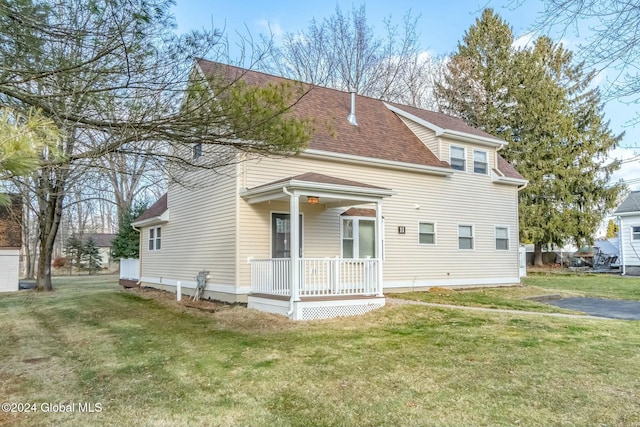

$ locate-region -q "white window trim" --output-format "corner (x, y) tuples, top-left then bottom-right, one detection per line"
(631, 225), (640, 241)
(495, 225), (510, 251)
(457, 224), (475, 250)
(450, 145), (466, 172)
(341, 216), (377, 259)
(148, 226), (162, 251)
(473, 149), (489, 175)
(418, 221), (437, 245)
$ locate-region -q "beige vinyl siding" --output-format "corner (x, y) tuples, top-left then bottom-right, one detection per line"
(398, 116), (441, 159)
(238, 145), (520, 288)
(141, 162), (238, 287)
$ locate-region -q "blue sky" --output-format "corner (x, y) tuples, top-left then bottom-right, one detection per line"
(172, 0), (640, 189)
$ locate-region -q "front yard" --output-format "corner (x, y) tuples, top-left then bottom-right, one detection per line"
(1, 274), (639, 426)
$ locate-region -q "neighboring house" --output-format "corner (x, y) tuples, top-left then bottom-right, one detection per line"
(81, 233), (117, 269)
(0, 197), (22, 292)
(132, 59), (527, 320)
(614, 191), (640, 275)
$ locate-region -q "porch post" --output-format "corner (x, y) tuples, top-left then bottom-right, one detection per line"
(290, 192), (301, 301)
(375, 200), (384, 297)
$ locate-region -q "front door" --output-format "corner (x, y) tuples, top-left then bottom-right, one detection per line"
(272, 213), (303, 258)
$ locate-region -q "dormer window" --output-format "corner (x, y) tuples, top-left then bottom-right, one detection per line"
(474, 150), (488, 174)
(450, 146), (465, 171)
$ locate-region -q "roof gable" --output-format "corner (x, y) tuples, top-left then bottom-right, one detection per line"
(134, 194), (168, 223)
(615, 191), (640, 214)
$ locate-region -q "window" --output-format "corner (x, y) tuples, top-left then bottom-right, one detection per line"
(271, 213), (303, 258)
(342, 217), (376, 258)
(148, 227), (161, 251)
(450, 146), (466, 171)
(458, 225), (474, 250)
(474, 150), (488, 174)
(633, 226), (640, 241)
(419, 222), (436, 244)
(495, 226), (509, 250)
(193, 143), (202, 159)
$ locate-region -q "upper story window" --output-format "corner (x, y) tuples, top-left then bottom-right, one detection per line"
(474, 150), (488, 174)
(458, 225), (474, 250)
(193, 143), (202, 159)
(419, 222), (436, 244)
(450, 146), (466, 171)
(633, 226), (640, 241)
(149, 227), (162, 251)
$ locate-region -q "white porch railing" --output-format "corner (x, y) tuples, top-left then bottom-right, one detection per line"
(250, 257), (379, 297)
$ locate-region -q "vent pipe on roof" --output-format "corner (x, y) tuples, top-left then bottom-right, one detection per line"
(347, 89), (358, 126)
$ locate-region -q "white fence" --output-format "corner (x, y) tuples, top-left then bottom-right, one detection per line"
(119, 258), (140, 280)
(250, 257), (379, 297)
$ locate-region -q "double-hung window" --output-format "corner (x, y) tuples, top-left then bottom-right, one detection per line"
(633, 226), (640, 241)
(474, 150), (488, 174)
(419, 222), (436, 244)
(450, 146), (466, 171)
(149, 227), (161, 251)
(495, 226), (509, 250)
(458, 225), (474, 250)
(342, 217), (376, 258)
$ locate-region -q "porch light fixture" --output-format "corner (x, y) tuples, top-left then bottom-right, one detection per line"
(307, 196), (319, 204)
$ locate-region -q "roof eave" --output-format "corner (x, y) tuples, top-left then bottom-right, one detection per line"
(301, 149), (453, 177)
(383, 102), (506, 148)
(240, 180), (396, 204)
(131, 210), (170, 228)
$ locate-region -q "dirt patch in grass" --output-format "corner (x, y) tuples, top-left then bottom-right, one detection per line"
(124, 286), (299, 333)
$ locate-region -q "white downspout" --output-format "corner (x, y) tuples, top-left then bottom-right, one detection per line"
(375, 200), (384, 297)
(282, 186), (299, 317)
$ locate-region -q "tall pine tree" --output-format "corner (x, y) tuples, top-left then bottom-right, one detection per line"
(436, 9), (622, 266)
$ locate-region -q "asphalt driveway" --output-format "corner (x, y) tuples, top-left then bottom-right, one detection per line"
(545, 297), (640, 320)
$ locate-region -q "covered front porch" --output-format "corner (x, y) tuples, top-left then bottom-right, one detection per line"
(240, 172), (394, 320)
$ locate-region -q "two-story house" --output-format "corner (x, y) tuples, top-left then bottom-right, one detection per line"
(132, 59), (527, 320)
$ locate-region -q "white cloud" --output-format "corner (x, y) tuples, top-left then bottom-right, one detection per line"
(256, 19), (284, 40)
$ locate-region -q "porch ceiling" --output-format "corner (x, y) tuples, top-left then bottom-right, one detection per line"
(240, 172), (395, 207)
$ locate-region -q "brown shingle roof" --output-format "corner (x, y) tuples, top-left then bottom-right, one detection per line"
(496, 154), (526, 180)
(135, 193), (168, 223)
(387, 102), (504, 142)
(248, 172), (388, 191)
(197, 59), (449, 169)
(196, 59), (524, 181)
(81, 233), (117, 248)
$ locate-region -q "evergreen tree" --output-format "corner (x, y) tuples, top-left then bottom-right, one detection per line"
(436, 9), (622, 266)
(82, 238), (101, 275)
(64, 234), (83, 272)
(111, 203), (147, 260)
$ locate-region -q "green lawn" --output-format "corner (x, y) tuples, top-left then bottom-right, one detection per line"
(1, 275), (639, 426)
(388, 272), (640, 313)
